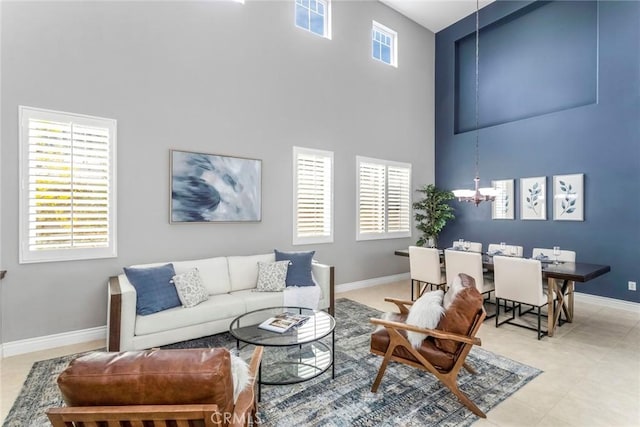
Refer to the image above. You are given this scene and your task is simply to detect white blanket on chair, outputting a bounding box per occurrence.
[283,285,321,309]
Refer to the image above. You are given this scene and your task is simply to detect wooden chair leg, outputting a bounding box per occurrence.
[447,380,487,418]
[371,345,395,393]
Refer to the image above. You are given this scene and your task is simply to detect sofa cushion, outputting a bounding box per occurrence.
[275,250,315,287]
[255,260,290,292]
[135,293,245,336]
[228,253,275,292]
[172,257,231,295]
[171,268,209,308]
[123,264,181,315]
[57,348,235,417]
[434,274,483,354]
[230,289,284,313]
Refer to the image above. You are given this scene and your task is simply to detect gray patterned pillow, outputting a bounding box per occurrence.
[254,261,290,292]
[171,268,209,308]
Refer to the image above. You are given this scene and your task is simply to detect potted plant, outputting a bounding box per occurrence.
[413,184,455,248]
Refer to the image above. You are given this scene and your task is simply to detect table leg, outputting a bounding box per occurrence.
[332,329,335,379]
[258,360,262,402]
[549,278,567,337]
[547,278,556,337]
[566,281,575,323]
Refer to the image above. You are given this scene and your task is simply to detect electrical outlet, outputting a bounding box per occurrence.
[629,281,637,291]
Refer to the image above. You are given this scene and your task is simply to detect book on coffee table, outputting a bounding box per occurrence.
[258,312,310,333]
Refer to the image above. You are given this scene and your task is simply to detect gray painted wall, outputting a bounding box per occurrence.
[435,0,640,302]
[0,1,434,342]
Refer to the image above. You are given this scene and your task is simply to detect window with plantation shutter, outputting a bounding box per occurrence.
[19,106,117,263]
[293,147,333,245]
[387,166,411,232]
[357,161,386,236]
[356,156,411,241]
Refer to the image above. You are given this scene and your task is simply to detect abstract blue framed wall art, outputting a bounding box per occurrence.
[170,150,262,223]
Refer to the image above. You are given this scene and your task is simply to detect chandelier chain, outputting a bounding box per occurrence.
[475,0,480,178]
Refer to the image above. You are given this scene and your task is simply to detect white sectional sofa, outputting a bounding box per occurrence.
[107,253,335,351]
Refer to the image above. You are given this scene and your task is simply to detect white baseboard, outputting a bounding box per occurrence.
[1,326,106,358]
[336,272,410,293]
[574,292,640,313]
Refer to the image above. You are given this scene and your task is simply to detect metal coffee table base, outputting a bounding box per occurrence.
[229,307,336,402]
[238,330,335,401]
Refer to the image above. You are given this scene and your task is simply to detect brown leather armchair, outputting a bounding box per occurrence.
[47,346,263,427]
[370,273,487,418]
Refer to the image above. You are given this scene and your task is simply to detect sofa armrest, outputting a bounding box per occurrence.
[312,262,335,316]
[107,275,137,351]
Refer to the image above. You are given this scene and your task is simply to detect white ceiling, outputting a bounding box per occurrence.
[380,0,495,33]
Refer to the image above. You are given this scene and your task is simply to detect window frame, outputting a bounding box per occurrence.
[356,156,411,241]
[371,20,398,67]
[18,106,118,264]
[292,146,334,246]
[294,0,332,39]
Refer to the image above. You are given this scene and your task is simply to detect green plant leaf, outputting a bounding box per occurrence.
[413,184,454,246]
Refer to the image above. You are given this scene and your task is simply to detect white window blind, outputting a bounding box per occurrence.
[19,106,117,263]
[293,147,333,245]
[357,161,386,235]
[387,166,411,232]
[357,156,411,241]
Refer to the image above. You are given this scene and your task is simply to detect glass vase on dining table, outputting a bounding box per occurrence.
[553,246,561,264]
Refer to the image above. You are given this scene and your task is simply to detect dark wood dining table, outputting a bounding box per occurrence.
[394,248,611,337]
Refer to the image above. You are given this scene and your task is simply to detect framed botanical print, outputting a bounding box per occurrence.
[553,173,584,221]
[492,179,514,220]
[520,176,546,220]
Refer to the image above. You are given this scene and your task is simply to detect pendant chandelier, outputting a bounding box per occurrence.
[452,0,499,206]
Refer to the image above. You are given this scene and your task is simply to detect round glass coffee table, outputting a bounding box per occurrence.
[229,306,335,401]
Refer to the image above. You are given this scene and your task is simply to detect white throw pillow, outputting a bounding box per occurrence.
[443,275,464,309]
[254,261,290,292]
[170,268,209,308]
[230,354,251,404]
[406,290,445,348]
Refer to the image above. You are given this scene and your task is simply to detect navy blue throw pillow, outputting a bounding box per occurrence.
[123,263,181,315]
[274,250,315,287]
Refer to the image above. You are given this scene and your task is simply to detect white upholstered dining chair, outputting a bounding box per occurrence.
[409,246,446,300]
[445,249,494,298]
[493,256,555,339]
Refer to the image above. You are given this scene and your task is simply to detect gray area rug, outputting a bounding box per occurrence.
[3,298,541,427]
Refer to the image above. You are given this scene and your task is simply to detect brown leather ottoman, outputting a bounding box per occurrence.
[57,347,235,418]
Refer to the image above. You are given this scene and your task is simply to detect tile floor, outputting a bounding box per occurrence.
[1,280,639,426]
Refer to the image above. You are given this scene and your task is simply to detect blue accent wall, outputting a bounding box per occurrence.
[435,0,640,302]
